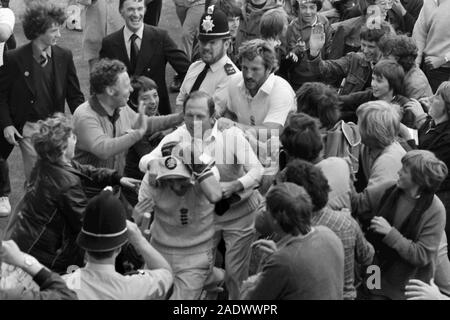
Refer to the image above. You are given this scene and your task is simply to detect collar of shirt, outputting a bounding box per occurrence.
[89,95,120,122]
[364,142,399,167]
[426,118,450,134]
[276,234,296,249]
[434,120,450,132]
[238,72,276,98]
[297,15,319,31]
[276,227,317,248]
[174,123,220,149]
[209,54,229,73]
[204,121,219,144]
[355,52,372,68]
[32,42,52,62]
[123,24,144,44]
[85,262,117,274]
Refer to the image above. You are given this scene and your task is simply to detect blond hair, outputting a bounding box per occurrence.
[356,100,400,149]
[33,113,73,163]
[436,81,450,116]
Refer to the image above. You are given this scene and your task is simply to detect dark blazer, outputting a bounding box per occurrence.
[0,43,84,132]
[100,25,190,115]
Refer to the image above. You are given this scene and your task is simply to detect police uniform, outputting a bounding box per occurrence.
[63,263,172,300]
[63,190,174,300]
[176,55,238,109]
[175,5,240,111]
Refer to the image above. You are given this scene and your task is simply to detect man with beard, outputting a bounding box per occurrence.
[175,5,239,113]
[216,39,296,192]
[218,39,295,139]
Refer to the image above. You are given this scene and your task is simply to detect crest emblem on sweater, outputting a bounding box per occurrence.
[202,16,215,33]
[165,157,177,170]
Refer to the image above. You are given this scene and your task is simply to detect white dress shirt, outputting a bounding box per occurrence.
[123,24,144,60]
[176,54,239,110]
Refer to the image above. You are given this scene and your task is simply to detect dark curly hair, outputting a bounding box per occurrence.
[282,159,330,211]
[296,82,341,129]
[378,34,418,72]
[22,0,66,41]
[292,0,323,15]
[33,113,73,163]
[90,59,127,95]
[360,20,392,43]
[280,113,323,162]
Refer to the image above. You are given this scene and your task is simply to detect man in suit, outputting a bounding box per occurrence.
[100,0,190,115]
[0,1,84,183]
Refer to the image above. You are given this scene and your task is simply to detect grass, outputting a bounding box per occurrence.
[1,0,184,231]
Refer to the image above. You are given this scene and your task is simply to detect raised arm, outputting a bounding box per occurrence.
[0,240,78,300]
[74,111,145,160]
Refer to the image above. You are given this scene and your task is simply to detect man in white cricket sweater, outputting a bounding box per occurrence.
[139,91,264,300]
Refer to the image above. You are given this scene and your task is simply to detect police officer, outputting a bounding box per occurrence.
[63,189,173,300]
[175,5,239,113]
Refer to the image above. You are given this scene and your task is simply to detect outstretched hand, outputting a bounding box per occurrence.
[132,198,154,225]
[120,177,142,190]
[0,240,24,268]
[309,23,326,57]
[135,100,148,136]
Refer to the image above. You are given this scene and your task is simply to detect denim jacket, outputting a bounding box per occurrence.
[308,51,372,95]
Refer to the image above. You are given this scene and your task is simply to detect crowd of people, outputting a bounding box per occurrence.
[1,0,450,300]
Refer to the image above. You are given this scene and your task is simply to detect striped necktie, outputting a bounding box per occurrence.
[40,52,48,67]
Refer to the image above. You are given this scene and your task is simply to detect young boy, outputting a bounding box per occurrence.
[286,0,332,90]
[123,76,175,206]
